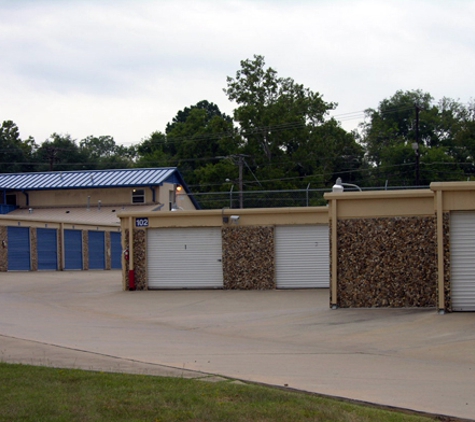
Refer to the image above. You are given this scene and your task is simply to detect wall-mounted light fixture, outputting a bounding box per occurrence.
[171,184,184,211]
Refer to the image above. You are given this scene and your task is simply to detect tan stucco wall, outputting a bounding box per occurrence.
[324,189,435,219]
[431,181,475,211]
[174,191,196,211]
[0,216,116,231]
[10,184,196,211]
[118,206,329,229]
[23,187,155,208]
[157,182,196,211]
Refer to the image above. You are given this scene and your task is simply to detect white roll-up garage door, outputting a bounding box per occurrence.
[147,227,223,289]
[450,212,475,311]
[275,225,329,289]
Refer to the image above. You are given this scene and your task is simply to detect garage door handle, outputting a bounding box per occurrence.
[217,259,222,262]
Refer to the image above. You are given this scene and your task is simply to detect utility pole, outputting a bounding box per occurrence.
[414,104,421,186]
[223,153,249,209]
[238,154,244,209]
[47,146,56,171]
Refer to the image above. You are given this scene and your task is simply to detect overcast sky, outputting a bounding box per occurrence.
[1,0,474,147]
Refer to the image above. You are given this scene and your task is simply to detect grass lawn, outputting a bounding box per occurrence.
[0,362,438,422]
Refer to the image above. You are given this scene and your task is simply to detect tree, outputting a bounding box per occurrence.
[442,99,475,176]
[79,135,135,169]
[165,100,238,163]
[224,55,363,192]
[0,120,36,173]
[293,119,365,187]
[34,133,89,171]
[136,101,240,193]
[360,90,474,186]
[136,131,172,168]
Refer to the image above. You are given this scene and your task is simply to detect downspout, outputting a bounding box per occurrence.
[150,186,156,203]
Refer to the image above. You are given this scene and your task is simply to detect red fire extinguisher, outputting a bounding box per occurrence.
[123,248,135,290]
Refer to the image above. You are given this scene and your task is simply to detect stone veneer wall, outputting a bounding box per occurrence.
[105,232,111,270]
[0,226,7,271]
[336,216,437,308]
[82,230,88,270]
[442,212,451,311]
[58,228,64,271]
[222,226,275,290]
[30,227,38,271]
[124,228,147,290]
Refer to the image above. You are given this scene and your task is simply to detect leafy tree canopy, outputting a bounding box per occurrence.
[35,133,89,172]
[360,89,475,186]
[0,120,36,173]
[224,55,364,193]
[136,100,240,193]
[4,61,475,209]
[79,135,135,169]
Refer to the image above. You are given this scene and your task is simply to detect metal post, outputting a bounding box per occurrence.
[229,184,234,209]
[238,155,244,209]
[415,104,421,186]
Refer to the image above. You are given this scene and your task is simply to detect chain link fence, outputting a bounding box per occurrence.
[190,188,329,209]
[186,185,431,210]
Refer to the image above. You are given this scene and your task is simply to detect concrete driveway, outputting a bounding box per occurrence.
[0,271,474,420]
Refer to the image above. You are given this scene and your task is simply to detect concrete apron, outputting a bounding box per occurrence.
[0,271,474,421]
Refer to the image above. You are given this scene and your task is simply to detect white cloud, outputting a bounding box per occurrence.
[0,0,474,145]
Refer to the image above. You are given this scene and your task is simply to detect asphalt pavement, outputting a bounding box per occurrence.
[0,271,474,420]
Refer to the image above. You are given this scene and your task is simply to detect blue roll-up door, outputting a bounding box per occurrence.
[110,232,122,269]
[88,231,105,270]
[37,228,58,270]
[8,226,30,271]
[64,229,83,270]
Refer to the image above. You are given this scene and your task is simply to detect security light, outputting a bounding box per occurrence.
[332,177,362,192]
[332,178,344,193]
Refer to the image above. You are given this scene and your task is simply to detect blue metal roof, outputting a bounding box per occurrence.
[0,168,179,190]
[0,167,201,209]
